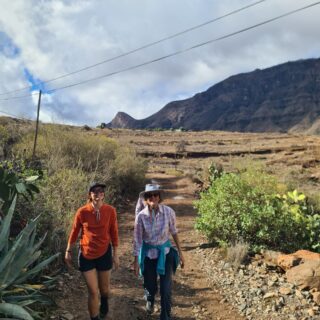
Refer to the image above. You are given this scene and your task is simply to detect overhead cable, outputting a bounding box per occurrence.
[0,0,266,96]
[32,1,320,95]
[0,1,319,100]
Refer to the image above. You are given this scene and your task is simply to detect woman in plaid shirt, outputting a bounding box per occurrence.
[133,184,185,320]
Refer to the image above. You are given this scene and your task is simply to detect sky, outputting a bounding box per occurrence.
[0,0,320,127]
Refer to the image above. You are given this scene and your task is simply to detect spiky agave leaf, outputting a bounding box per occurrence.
[0,302,33,320]
[0,189,59,318]
[0,217,40,289]
[14,253,60,285]
[0,196,16,253]
[3,293,52,306]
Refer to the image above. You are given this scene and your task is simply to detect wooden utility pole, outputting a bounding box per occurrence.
[32,90,42,160]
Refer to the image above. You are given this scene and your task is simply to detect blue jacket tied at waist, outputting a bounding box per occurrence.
[139,240,180,275]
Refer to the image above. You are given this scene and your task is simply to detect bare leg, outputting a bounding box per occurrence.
[82,269,100,318]
[98,270,111,297]
[98,270,111,318]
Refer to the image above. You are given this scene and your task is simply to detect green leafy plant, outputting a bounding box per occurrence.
[195,170,319,253]
[277,190,307,220]
[0,197,59,319]
[208,162,223,184]
[0,166,39,214]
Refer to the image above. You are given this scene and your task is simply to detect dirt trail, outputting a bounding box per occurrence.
[56,173,243,320]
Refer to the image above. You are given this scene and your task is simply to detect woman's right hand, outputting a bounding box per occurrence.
[65,251,72,269]
[133,258,140,277]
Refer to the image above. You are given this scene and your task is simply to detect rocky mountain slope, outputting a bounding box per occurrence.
[107,58,320,134]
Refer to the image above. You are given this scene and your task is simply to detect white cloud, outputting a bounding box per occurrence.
[0,0,320,126]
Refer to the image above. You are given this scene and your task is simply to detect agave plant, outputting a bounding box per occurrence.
[0,196,60,319]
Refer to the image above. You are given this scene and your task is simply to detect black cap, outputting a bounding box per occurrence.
[88,182,106,193]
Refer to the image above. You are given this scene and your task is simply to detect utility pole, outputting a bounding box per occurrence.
[32,90,42,160]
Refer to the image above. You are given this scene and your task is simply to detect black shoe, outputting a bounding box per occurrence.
[146,300,154,314]
[100,296,109,318]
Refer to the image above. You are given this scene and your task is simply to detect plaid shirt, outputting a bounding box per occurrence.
[133,204,177,259]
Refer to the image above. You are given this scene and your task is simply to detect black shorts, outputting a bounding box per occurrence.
[78,245,112,272]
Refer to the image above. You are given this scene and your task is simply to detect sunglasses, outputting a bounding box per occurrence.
[145,192,160,199]
[90,188,104,194]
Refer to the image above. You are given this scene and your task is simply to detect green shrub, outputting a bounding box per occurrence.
[208,162,223,184]
[193,161,224,190]
[0,165,40,214]
[195,169,319,253]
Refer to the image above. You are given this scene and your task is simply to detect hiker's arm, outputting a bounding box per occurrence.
[65,243,75,268]
[133,215,143,277]
[112,245,119,270]
[169,208,185,268]
[110,208,120,270]
[172,233,185,268]
[65,211,81,268]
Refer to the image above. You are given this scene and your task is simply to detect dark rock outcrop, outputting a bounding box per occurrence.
[106,112,137,129]
[108,58,320,134]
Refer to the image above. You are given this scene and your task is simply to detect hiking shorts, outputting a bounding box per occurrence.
[78,245,112,272]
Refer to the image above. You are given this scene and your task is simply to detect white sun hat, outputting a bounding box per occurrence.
[139,184,164,199]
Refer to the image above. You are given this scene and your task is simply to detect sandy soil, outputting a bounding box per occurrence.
[54,173,243,320]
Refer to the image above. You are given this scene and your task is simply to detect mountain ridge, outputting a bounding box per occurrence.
[107,58,320,134]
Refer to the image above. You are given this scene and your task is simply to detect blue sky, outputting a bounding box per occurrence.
[23,68,48,93]
[0,0,320,126]
[0,32,20,58]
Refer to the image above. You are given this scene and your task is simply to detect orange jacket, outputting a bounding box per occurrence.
[68,203,119,259]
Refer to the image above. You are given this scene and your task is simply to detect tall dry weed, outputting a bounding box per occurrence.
[226,240,250,270]
[13,126,118,173]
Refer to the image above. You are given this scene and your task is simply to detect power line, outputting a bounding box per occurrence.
[16,1,320,97]
[0,91,39,101]
[0,1,319,101]
[0,0,266,97]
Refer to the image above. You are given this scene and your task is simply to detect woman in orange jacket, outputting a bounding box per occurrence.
[65,182,119,320]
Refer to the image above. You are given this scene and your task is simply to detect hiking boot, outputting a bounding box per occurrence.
[146,300,154,314]
[100,296,109,318]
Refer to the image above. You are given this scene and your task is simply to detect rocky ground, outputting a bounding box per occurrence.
[195,247,320,320]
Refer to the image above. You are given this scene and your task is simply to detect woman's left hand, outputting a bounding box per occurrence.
[179,252,185,269]
[113,253,120,270]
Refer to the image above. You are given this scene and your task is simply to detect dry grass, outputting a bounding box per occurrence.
[102,128,320,198]
[226,240,250,270]
[1,119,319,199]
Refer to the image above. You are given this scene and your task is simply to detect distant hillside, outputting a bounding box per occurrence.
[107,58,320,134]
[106,112,137,129]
